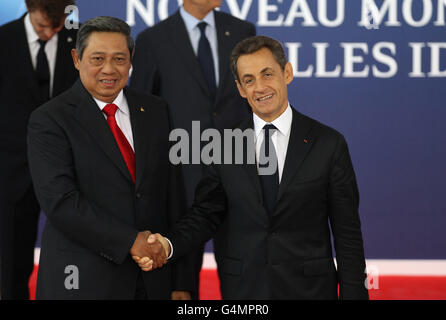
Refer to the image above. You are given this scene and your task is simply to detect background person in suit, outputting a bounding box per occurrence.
[137,36,369,300]
[27,16,193,299]
[0,0,78,299]
[130,0,256,298]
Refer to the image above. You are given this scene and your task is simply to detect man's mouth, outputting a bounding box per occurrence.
[257,94,273,102]
[100,79,117,86]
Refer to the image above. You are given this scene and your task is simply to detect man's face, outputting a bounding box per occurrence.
[72,32,132,103]
[29,9,64,41]
[236,47,293,122]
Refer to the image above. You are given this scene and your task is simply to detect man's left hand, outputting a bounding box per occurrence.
[171,291,191,300]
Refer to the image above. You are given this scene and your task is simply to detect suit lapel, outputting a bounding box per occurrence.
[125,88,151,190]
[15,16,41,105]
[232,109,316,217]
[214,11,232,102]
[237,117,263,203]
[73,80,133,183]
[167,11,212,100]
[276,108,315,205]
[53,28,75,97]
[232,117,270,224]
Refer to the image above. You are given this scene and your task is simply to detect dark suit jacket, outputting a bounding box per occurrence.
[0,15,78,202]
[130,10,256,203]
[27,80,194,299]
[169,107,369,300]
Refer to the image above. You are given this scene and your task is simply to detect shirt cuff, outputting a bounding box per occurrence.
[165,237,173,260]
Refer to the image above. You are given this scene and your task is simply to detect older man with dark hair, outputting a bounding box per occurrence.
[27,16,194,300]
[0,0,77,299]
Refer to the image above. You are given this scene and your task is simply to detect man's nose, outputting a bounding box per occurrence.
[101,59,115,73]
[254,78,267,93]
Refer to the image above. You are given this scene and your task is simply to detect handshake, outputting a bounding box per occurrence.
[129,231,191,300]
[129,231,170,271]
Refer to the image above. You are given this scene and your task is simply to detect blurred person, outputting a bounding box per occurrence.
[0,0,78,299]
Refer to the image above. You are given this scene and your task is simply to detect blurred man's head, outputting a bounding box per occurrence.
[183,0,222,20]
[71,16,134,103]
[231,36,293,123]
[26,0,75,41]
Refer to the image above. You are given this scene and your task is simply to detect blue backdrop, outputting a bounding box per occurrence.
[1,0,445,259]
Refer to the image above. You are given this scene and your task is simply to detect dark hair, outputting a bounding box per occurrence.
[75,16,134,60]
[230,36,287,82]
[25,0,75,28]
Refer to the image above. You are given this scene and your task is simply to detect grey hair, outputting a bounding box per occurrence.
[75,16,134,59]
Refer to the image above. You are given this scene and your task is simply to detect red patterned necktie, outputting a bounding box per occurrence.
[102,103,136,183]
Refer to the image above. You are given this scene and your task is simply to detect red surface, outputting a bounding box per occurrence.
[368,275,446,300]
[199,269,222,300]
[28,265,446,300]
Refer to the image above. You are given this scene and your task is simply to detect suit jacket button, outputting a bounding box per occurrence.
[212,112,217,117]
[136,193,141,199]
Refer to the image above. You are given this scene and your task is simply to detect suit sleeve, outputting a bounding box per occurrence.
[168,163,227,260]
[328,133,369,300]
[164,107,196,294]
[27,109,138,265]
[130,32,160,95]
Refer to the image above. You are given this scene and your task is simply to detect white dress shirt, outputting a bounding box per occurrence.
[93,90,134,151]
[94,92,175,259]
[179,6,220,86]
[169,105,293,258]
[253,104,293,183]
[24,13,58,97]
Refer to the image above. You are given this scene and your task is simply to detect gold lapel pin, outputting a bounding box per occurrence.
[140,107,145,112]
[225,31,230,36]
[67,37,73,43]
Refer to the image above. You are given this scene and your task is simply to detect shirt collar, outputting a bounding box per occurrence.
[24,13,39,45]
[94,90,129,116]
[253,103,293,138]
[180,6,216,33]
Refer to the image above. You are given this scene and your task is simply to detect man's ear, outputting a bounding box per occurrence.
[235,80,247,99]
[284,62,294,85]
[71,49,80,70]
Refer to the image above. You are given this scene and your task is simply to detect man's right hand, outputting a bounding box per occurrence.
[129,231,167,269]
[133,233,171,271]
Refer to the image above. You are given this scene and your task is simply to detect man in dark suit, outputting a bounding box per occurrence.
[0,0,78,299]
[27,16,193,299]
[130,0,256,298]
[137,36,369,300]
